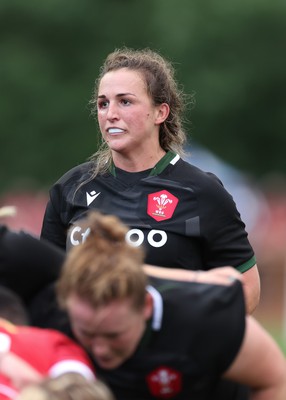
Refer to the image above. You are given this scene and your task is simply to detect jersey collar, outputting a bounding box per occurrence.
[146,285,163,330]
[135,285,163,352]
[109,151,180,177]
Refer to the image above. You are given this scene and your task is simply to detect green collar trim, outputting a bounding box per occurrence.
[110,151,178,177]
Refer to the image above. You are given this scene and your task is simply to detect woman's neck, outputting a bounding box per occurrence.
[112,149,166,172]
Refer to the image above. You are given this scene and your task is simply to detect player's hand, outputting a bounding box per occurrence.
[144,264,242,286]
[195,266,242,285]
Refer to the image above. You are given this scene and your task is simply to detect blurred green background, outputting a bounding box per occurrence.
[1,0,286,192]
[1,0,286,350]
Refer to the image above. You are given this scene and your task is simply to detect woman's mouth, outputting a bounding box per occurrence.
[107,128,124,135]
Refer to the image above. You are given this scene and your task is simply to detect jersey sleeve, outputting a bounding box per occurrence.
[46,330,95,380]
[0,226,65,303]
[40,162,93,250]
[199,173,255,272]
[1,325,95,383]
[41,196,68,250]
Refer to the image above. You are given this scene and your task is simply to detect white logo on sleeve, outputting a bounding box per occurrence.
[86,190,101,206]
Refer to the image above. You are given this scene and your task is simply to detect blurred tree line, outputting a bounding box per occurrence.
[1,0,285,193]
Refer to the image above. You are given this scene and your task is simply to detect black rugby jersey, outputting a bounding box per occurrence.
[17,274,247,399]
[0,228,248,399]
[41,151,255,272]
[88,278,246,399]
[0,225,64,304]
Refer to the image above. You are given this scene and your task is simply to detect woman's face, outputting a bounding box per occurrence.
[97,68,168,157]
[67,294,152,370]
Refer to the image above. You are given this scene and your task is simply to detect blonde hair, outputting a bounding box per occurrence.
[89,47,191,176]
[17,373,115,400]
[57,211,147,310]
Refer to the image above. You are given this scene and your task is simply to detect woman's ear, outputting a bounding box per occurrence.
[155,103,170,125]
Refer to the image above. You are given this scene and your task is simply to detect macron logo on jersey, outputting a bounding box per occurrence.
[86,190,101,206]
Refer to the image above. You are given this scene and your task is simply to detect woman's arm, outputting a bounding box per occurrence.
[143,263,259,314]
[143,264,242,285]
[240,264,260,314]
[223,316,286,400]
[0,352,42,389]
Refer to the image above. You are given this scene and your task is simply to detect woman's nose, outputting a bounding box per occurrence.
[91,339,110,358]
[106,102,119,120]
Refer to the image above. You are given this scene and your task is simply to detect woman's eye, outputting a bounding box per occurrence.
[121,99,131,106]
[98,100,109,109]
